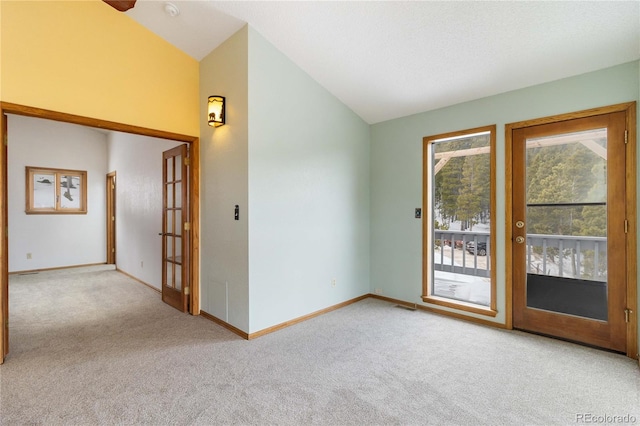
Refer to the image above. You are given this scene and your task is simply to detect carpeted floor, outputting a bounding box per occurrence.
[1,266,639,425]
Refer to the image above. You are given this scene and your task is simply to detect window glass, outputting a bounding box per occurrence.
[423,126,496,315]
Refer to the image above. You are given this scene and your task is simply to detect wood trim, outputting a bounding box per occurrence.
[116,268,161,294]
[504,101,637,359]
[200,310,249,340]
[248,295,370,339]
[369,294,419,310]
[370,294,508,329]
[421,131,429,313]
[10,266,172,284]
[421,295,498,317]
[0,102,196,143]
[102,0,137,12]
[506,102,636,129]
[422,124,498,317]
[488,126,497,312]
[203,294,507,341]
[190,138,200,316]
[625,102,638,359]
[1,113,7,364]
[9,262,107,275]
[504,124,514,330]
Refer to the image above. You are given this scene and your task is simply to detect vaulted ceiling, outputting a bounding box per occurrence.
[125,1,640,124]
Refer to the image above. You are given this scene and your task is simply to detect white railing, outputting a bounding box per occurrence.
[433,230,490,278]
[433,230,607,281]
[526,234,606,281]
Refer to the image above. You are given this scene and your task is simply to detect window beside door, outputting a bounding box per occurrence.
[422,125,497,316]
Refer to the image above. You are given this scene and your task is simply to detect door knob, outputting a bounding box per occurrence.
[516,221,525,228]
[515,236,525,244]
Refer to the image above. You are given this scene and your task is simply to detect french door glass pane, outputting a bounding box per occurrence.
[166,157,173,182]
[175,264,182,291]
[166,211,172,235]
[175,182,182,208]
[175,236,182,263]
[167,184,174,208]
[166,237,173,261]
[175,209,182,236]
[175,156,182,181]
[166,261,173,288]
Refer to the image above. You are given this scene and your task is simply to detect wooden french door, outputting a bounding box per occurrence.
[512,111,628,352]
[106,172,116,264]
[161,145,190,312]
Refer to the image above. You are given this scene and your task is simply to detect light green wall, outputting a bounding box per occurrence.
[200,27,250,331]
[199,26,370,334]
[247,28,371,332]
[370,61,639,338]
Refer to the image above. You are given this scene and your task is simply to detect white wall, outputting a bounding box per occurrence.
[370,61,640,328]
[199,27,250,330]
[247,28,371,332]
[107,133,182,289]
[7,115,107,271]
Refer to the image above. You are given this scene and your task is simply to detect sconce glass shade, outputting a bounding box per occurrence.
[208,96,225,127]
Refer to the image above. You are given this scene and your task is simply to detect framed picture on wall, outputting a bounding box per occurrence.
[25,166,87,214]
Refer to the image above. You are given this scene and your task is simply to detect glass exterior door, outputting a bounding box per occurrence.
[512,112,627,352]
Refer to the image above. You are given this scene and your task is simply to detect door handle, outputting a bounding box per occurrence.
[515,221,525,229]
[515,236,525,244]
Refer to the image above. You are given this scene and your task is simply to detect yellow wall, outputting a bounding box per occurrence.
[0,0,199,136]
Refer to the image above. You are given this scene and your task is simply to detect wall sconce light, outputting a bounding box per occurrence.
[208,96,225,127]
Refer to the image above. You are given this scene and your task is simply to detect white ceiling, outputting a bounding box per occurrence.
[126,1,640,124]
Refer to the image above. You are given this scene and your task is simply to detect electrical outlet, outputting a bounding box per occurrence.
[331,278,336,287]
[26,253,32,260]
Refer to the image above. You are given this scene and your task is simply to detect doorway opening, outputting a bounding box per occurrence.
[0,102,201,364]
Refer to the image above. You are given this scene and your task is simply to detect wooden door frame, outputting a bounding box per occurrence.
[505,102,637,359]
[1,112,8,363]
[106,171,116,265]
[0,102,201,364]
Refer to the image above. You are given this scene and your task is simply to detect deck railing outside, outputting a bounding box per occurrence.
[433,230,490,278]
[433,230,607,281]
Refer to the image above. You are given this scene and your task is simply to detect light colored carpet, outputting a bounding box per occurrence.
[1,266,639,425]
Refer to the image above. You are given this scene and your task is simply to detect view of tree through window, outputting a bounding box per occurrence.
[434,135,491,232]
[525,129,608,281]
[423,126,496,313]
